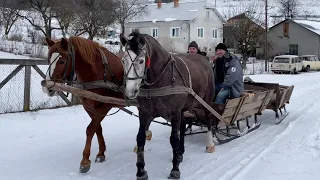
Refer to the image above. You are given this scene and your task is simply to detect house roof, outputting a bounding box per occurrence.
[293,19,320,36]
[269,19,320,36]
[127,1,225,23]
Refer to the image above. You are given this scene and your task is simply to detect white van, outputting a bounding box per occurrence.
[271,55,303,74]
[299,55,320,72]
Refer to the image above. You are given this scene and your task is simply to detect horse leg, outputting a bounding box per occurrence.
[136,112,152,180]
[146,120,152,141]
[177,112,186,163]
[205,111,215,153]
[133,116,153,153]
[95,123,106,163]
[168,112,182,179]
[79,104,110,173]
[79,120,100,173]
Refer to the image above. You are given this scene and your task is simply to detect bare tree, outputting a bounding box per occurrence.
[53,0,76,38]
[16,0,62,38]
[0,0,20,37]
[70,0,117,40]
[115,0,149,35]
[277,0,300,19]
[222,2,266,68]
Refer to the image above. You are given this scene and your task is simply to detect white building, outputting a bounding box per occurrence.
[124,0,225,55]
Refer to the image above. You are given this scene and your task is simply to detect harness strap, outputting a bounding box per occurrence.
[98,48,118,85]
[188,88,229,125]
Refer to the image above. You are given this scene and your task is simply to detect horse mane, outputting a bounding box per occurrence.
[128,31,168,56]
[68,36,102,71]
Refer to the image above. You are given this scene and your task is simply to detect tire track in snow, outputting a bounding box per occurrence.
[183,76,320,180]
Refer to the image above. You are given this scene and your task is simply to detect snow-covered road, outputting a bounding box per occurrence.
[1,72,320,180]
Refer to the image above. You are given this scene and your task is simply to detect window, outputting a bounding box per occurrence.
[151,28,158,38]
[130,28,139,33]
[283,22,289,37]
[197,28,204,38]
[289,44,298,55]
[213,29,218,38]
[274,57,290,63]
[170,27,180,38]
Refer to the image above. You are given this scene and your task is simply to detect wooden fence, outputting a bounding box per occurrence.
[0,58,79,113]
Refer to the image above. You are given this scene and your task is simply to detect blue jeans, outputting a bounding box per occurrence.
[215,84,230,104]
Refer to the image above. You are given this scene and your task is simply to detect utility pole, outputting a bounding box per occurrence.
[264,0,268,72]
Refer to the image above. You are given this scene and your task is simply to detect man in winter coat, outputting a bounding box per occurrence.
[187,41,207,57]
[212,43,244,104]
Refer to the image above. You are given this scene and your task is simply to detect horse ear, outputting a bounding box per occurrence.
[138,36,146,46]
[46,36,55,47]
[120,33,127,46]
[60,38,68,50]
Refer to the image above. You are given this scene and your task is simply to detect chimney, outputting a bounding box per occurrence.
[157,0,162,8]
[174,0,179,8]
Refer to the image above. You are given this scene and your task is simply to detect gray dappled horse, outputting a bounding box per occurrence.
[120,32,215,180]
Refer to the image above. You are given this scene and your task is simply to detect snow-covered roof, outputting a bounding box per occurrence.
[293,20,320,36]
[128,1,223,23]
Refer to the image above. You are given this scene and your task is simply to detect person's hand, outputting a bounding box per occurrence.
[211,55,218,62]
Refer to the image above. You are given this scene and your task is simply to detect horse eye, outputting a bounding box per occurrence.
[59,61,65,64]
[139,60,144,64]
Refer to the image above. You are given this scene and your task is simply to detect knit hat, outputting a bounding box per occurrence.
[188,41,198,49]
[215,43,228,51]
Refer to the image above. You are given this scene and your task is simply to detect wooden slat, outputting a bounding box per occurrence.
[32,65,72,105]
[225,91,267,109]
[32,65,46,78]
[0,65,24,90]
[0,59,47,65]
[23,66,31,111]
[223,98,266,118]
[224,107,260,123]
[230,96,245,124]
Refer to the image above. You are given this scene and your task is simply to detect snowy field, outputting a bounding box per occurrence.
[1,70,320,180]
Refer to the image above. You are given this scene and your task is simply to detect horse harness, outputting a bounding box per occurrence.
[122,41,227,124]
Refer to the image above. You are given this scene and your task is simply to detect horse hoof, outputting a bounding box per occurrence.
[79,164,90,173]
[146,130,152,141]
[137,170,148,180]
[168,170,181,179]
[206,146,215,153]
[133,145,138,153]
[95,155,105,163]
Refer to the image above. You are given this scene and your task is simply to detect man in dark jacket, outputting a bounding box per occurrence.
[212,43,244,104]
[187,41,207,56]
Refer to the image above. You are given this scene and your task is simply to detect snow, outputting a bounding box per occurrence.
[128,1,210,22]
[164,17,177,22]
[0,51,33,59]
[293,19,320,36]
[2,68,320,179]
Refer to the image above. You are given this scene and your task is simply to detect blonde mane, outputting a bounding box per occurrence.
[69,36,103,72]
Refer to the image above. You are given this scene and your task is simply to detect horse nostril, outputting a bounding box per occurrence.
[134,90,138,94]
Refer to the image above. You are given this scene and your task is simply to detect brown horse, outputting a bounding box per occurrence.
[42,36,152,173]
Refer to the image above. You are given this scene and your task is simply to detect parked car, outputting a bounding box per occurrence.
[298,55,320,72]
[270,55,303,74]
